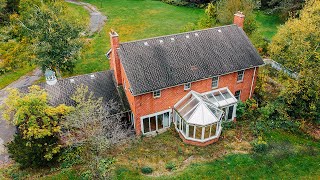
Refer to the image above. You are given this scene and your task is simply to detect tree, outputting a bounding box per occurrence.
[17,0,85,75]
[268,0,305,20]
[1,85,73,167]
[62,85,132,178]
[269,0,320,123]
[216,0,258,34]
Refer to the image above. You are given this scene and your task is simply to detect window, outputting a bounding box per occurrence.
[153,90,161,98]
[142,111,171,134]
[184,83,191,90]
[237,70,244,82]
[235,90,241,100]
[212,76,219,89]
[123,79,126,90]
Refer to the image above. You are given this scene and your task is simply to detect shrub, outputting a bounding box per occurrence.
[165,162,176,171]
[58,145,84,169]
[7,134,60,168]
[141,166,153,174]
[252,137,268,153]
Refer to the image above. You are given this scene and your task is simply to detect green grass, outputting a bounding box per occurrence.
[0,65,35,89]
[115,130,320,179]
[68,0,204,76]
[254,10,283,40]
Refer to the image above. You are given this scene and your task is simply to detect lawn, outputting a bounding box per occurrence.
[115,130,320,179]
[69,0,204,76]
[254,10,283,41]
[0,65,35,89]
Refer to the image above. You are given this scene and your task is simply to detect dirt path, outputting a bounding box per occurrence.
[0,1,107,165]
[66,0,107,35]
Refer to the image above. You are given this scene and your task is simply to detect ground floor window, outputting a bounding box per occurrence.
[141,110,171,134]
[221,104,236,121]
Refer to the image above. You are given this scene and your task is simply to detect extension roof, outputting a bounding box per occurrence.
[20,70,129,114]
[118,25,264,95]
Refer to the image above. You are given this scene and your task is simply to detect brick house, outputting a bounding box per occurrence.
[106,12,264,146]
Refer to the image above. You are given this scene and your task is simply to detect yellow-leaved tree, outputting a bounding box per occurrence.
[1,85,73,167]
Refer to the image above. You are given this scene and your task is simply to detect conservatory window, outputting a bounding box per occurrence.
[195,127,202,139]
[188,125,195,138]
[237,70,244,82]
[212,76,219,89]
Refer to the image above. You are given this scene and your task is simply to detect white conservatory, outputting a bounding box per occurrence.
[173,88,238,145]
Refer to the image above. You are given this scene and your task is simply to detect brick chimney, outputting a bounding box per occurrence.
[109,29,122,86]
[234,11,245,28]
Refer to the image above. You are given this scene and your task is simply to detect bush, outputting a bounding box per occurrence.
[252,137,268,153]
[141,166,153,174]
[7,134,60,168]
[165,162,176,171]
[58,146,84,169]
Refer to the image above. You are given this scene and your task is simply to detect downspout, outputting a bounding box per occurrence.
[249,67,257,98]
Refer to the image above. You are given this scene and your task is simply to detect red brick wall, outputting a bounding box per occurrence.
[121,67,259,135]
[110,32,122,86]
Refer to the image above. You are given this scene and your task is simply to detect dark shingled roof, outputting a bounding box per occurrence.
[20,70,127,114]
[118,25,264,95]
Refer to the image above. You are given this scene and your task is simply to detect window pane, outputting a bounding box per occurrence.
[211,123,217,137]
[228,106,234,120]
[176,114,181,130]
[222,108,227,121]
[195,126,202,139]
[150,116,156,131]
[163,112,170,127]
[179,98,199,117]
[204,126,211,139]
[188,125,195,138]
[157,114,163,130]
[143,118,150,133]
[182,120,187,135]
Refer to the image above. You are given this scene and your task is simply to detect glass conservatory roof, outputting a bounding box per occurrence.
[201,88,238,107]
[174,91,224,126]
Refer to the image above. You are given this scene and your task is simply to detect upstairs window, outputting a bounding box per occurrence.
[235,90,241,100]
[237,70,244,82]
[153,90,161,98]
[184,83,191,90]
[212,76,219,89]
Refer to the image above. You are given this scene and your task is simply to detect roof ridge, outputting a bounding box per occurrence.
[119,24,237,45]
[61,70,114,81]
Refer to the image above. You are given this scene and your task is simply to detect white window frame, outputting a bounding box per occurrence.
[123,79,126,90]
[141,109,172,135]
[153,90,161,98]
[212,76,219,89]
[184,83,191,90]
[237,70,245,82]
[235,90,241,101]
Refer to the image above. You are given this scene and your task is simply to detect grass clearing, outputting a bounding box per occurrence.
[68,0,204,76]
[254,10,283,40]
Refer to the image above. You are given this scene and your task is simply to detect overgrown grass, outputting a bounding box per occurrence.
[254,10,283,40]
[68,0,204,76]
[115,130,320,179]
